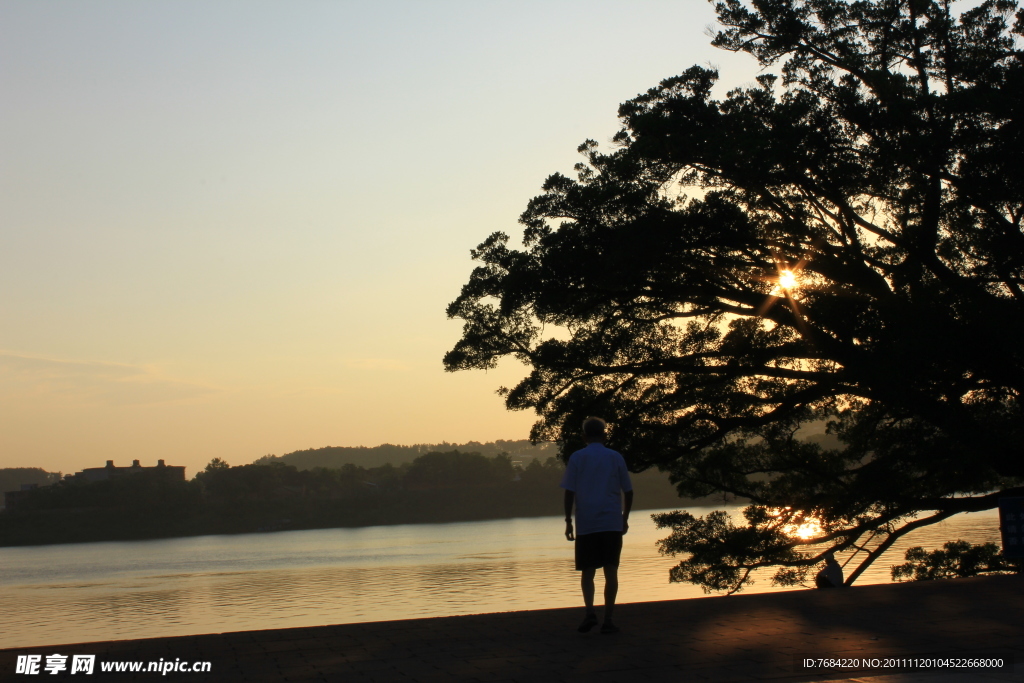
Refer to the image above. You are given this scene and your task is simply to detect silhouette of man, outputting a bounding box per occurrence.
[815,552,845,588]
[561,417,633,634]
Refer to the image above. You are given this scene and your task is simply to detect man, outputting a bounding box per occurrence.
[815,552,845,588]
[561,417,633,634]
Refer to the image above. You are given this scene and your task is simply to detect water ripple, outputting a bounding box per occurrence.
[0,508,1001,648]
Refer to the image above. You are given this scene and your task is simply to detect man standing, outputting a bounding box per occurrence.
[561,417,633,634]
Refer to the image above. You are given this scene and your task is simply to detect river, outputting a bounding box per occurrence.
[0,506,1002,649]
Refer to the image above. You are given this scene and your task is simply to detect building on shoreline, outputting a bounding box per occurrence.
[74,460,186,483]
[3,461,187,512]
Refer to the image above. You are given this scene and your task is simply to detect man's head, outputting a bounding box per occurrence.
[582,417,607,442]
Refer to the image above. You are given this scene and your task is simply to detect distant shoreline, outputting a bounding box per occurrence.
[0,500,726,549]
[1,449,729,548]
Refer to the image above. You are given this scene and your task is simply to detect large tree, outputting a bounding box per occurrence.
[445,0,1024,593]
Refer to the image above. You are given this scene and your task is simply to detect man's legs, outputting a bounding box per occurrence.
[581,567,597,613]
[602,565,619,621]
[579,565,620,632]
[575,532,623,633]
[577,568,599,632]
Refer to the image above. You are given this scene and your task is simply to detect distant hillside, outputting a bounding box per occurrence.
[251,441,734,511]
[253,439,561,470]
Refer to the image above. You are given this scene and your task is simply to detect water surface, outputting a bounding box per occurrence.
[0,507,1001,648]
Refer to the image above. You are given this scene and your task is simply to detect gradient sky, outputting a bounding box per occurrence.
[1,0,759,478]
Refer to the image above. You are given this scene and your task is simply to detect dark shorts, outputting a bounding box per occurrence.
[575,531,623,571]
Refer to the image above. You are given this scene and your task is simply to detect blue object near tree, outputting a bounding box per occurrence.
[998,498,1024,560]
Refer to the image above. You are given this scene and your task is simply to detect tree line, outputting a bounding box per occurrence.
[0,468,61,495]
[0,450,698,547]
[253,438,560,470]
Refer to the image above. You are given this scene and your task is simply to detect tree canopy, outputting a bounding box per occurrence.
[445,0,1024,592]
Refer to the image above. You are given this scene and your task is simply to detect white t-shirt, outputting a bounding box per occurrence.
[560,442,633,535]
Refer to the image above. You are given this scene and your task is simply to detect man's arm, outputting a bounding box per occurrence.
[564,489,575,541]
[622,490,633,535]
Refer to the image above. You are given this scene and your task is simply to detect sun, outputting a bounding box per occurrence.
[778,269,798,291]
[771,507,824,540]
[756,263,809,322]
[791,517,823,540]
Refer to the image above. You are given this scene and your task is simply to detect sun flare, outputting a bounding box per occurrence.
[778,269,798,290]
[772,507,824,540]
[791,518,823,540]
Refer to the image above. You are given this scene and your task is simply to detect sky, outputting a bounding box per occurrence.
[1,0,759,478]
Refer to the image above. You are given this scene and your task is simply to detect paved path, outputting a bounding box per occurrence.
[3,575,1022,682]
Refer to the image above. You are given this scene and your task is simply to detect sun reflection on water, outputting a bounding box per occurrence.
[771,507,825,541]
[790,517,823,540]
